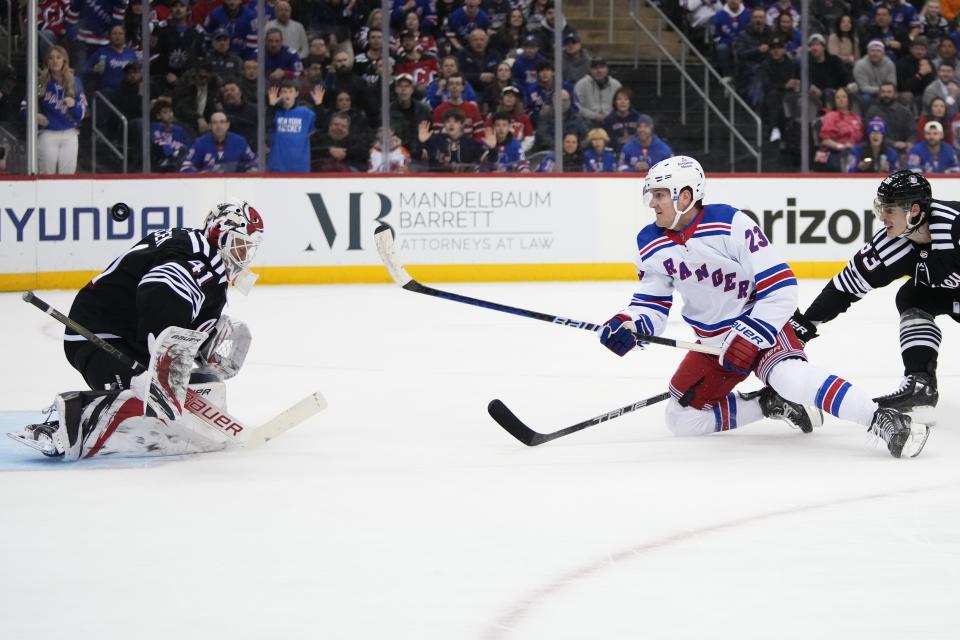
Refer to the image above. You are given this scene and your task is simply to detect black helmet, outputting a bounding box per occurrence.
[874,170,932,236]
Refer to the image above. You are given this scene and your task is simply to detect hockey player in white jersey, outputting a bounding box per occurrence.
[598,156,929,458]
[9,199,265,461]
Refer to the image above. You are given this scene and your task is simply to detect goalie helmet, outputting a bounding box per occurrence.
[642,155,706,229]
[203,199,265,285]
[874,170,932,237]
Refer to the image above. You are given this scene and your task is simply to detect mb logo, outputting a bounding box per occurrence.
[307,192,392,251]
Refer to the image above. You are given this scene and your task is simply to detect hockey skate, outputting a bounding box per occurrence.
[869,408,930,458]
[6,392,89,460]
[740,386,823,433]
[873,373,938,412]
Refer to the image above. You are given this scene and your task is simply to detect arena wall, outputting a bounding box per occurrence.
[0,173,953,290]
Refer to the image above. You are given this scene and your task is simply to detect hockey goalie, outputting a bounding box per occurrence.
[10,199,265,460]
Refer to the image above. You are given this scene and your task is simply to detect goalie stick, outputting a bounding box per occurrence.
[488,392,672,446]
[374,224,720,356]
[21,291,325,447]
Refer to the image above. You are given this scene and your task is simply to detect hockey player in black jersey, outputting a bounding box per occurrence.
[9,199,265,460]
[792,170,953,413]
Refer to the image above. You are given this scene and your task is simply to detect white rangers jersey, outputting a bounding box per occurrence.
[619,203,799,349]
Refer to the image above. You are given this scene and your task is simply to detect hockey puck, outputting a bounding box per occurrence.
[110,202,131,222]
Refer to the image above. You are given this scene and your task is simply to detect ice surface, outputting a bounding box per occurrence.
[1,280,958,639]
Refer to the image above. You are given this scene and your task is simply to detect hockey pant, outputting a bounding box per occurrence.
[665,324,877,436]
[64,338,146,391]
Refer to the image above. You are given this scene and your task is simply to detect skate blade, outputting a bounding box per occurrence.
[6,432,62,457]
[902,424,932,459]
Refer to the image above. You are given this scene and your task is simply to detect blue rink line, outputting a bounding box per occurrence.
[0,411,193,471]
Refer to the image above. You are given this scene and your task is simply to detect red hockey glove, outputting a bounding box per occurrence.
[719,331,760,375]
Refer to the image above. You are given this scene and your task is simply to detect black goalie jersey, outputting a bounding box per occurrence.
[66,228,229,363]
[805,199,960,323]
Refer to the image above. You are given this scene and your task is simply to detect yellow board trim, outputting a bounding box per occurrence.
[0,262,849,292]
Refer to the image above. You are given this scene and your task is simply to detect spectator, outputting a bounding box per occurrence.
[265,1,309,59]
[918,96,954,146]
[313,112,370,171]
[512,35,546,88]
[896,36,935,107]
[389,0,437,34]
[603,87,644,151]
[733,7,771,107]
[354,27,393,88]
[760,36,799,143]
[173,61,221,136]
[535,2,577,59]
[122,1,146,52]
[82,24,139,98]
[481,62,519,114]
[888,0,918,34]
[307,36,332,69]
[942,0,960,24]
[907,120,959,171]
[396,11,438,60]
[205,29,244,84]
[853,39,897,109]
[112,61,145,121]
[354,9,384,54]
[390,73,433,149]
[220,79,258,147]
[526,60,577,125]
[810,0,847,36]
[331,89,371,140]
[150,99,192,172]
[583,128,617,172]
[64,0,128,71]
[191,0,221,29]
[766,0,799,28]
[712,0,750,78]
[860,5,907,60]
[395,30,440,92]
[574,58,622,126]
[484,0,512,31]
[323,50,373,118]
[300,56,328,101]
[922,61,960,116]
[432,73,484,138]
[414,109,485,171]
[807,33,851,112]
[562,33,592,84]
[618,114,672,172]
[772,13,802,55]
[203,0,257,59]
[266,79,322,172]
[535,132,583,172]
[481,111,530,172]
[526,0,551,32]
[458,29,500,91]
[38,0,70,58]
[425,56,479,107]
[31,45,86,174]
[154,0,205,94]
[827,14,859,71]
[238,58,259,104]
[915,1,949,59]
[485,86,534,152]
[533,89,587,150]
[815,87,863,171]
[932,36,959,71]
[369,126,412,172]
[865,81,919,155]
[446,0,489,52]
[848,117,899,172]
[491,8,529,59]
[679,0,719,37]
[263,27,303,82]
[180,111,258,172]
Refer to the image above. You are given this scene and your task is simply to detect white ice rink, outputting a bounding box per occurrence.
[1,279,959,639]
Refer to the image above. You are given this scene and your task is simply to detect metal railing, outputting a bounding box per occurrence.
[91,91,129,173]
[628,0,762,171]
[0,124,25,174]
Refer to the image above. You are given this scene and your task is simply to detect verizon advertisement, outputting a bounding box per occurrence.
[0,175,952,288]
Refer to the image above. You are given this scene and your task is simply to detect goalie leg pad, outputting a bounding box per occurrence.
[132,326,208,420]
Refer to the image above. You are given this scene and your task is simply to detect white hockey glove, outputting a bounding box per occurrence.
[195,315,252,381]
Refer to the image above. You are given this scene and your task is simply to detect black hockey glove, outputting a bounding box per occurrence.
[788,309,819,344]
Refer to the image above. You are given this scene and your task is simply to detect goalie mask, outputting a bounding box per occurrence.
[203,199,264,294]
[873,170,932,238]
[642,156,705,230]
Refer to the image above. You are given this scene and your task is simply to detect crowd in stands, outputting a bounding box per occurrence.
[17,0,676,174]
[687,0,960,172]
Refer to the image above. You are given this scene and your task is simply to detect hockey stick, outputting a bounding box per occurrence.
[374,224,720,356]
[21,291,325,446]
[488,392,672,446]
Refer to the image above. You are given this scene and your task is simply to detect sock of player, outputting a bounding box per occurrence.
[712,392,764,431]
[767,358,876,426]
